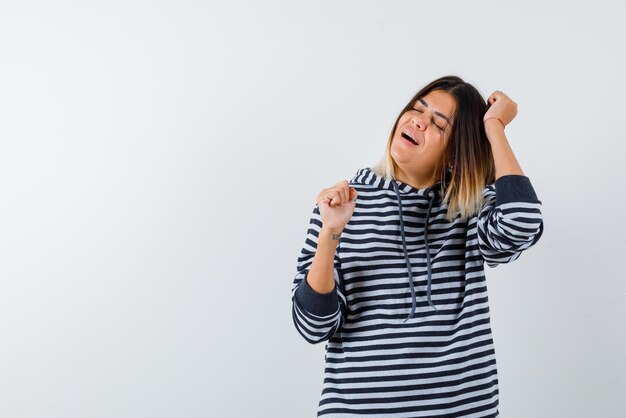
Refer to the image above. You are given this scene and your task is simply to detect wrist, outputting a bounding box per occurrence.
[484,119,506,140]
[484,117,505,131]
[320,226,343,241]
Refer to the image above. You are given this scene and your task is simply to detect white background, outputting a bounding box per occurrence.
[1,1,624,417]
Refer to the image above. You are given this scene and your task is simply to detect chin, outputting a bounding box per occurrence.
[391,141,417,164]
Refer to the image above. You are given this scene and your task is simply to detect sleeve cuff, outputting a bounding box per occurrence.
[494,174,541,206]
[294,270,339,316]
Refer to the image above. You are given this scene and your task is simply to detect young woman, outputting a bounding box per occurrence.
[291,75,544,417]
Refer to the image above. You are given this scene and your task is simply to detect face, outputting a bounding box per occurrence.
[390,89,456,185]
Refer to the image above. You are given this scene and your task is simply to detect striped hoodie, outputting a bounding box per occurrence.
[291,166,544,417]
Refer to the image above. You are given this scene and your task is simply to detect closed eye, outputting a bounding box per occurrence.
[411,108,445,131]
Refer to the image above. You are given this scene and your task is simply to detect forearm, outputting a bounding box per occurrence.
[485,120,525,180]
[306,227,342,294]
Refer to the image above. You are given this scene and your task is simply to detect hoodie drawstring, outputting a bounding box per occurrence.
[391,181,439,322]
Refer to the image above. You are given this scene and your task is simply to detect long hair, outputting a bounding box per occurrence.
[371,75,496,222]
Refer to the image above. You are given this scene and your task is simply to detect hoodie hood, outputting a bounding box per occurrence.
[349,167,452,322]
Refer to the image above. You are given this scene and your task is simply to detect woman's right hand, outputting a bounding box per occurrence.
[317,180,358,233]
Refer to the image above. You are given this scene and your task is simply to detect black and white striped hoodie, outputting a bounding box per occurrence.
[291,166,544,417]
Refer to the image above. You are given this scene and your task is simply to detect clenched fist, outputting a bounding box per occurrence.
[317,180,358,234]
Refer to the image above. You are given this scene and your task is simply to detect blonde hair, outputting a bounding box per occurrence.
[371,75,496,222]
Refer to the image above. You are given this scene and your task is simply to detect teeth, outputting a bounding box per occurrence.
[402,132,418,145]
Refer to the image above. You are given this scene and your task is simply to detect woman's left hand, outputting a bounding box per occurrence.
[484,90,518,128]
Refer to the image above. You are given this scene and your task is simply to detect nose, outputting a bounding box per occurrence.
[412,113,429,131]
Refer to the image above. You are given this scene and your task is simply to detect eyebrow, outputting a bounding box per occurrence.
[416,98,451,125]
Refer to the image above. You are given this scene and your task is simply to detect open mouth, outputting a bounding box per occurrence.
[401,132,419,145]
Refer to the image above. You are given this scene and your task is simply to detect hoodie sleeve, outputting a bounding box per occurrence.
[291,204,347,344]
[477,174,544,268]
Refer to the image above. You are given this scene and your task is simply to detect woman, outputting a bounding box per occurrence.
[290,75,544,417]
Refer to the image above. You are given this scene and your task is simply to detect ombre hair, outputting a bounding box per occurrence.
[371,75,496,222]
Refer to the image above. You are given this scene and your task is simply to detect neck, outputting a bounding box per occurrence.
[395,167,442,189]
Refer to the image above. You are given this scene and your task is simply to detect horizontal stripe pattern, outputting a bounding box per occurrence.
[291,167,544,417]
